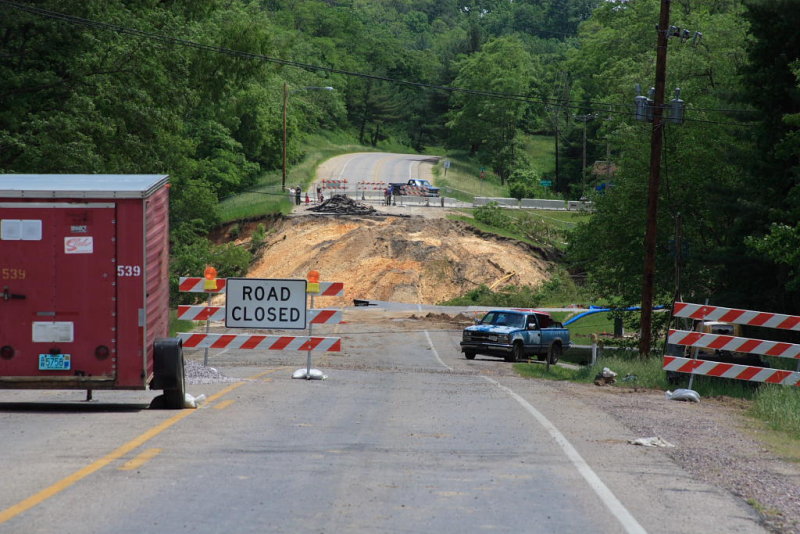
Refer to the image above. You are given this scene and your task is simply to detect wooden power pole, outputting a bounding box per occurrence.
[639,0,671,357]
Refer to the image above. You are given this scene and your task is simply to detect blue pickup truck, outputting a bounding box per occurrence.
[460,309,570,364]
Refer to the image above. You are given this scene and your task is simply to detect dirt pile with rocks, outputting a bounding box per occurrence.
[307,194,377,215]
[245,214,552,306]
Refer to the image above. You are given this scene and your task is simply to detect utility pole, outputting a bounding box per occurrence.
[638,0,671,357]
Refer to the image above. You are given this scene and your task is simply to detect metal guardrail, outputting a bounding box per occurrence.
[475,197,593,211]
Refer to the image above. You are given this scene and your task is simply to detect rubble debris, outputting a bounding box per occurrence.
[665,389,701,403]
[628,436,675,448]
[185,359,239,384]
[403,312,474,325]
[183,393,206,409]
[594,366,618,386]
[307,194,377,215]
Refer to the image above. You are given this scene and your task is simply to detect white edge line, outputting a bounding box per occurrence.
[419,297,453,372]
[422,311,647,534]
[482,376,648,534]
[424,329,452,371]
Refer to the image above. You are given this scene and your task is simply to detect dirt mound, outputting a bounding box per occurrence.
[307,194,377,215]
[248,215,552,305]
[410,312,476,325]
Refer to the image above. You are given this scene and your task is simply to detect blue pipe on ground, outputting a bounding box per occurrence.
[563,305,665,326]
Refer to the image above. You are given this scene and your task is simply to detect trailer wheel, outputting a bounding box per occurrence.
[153,338,186,410]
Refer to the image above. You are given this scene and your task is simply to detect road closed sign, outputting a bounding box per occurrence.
[225,278,307,329]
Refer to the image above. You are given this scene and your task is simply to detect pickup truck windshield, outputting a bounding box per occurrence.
[481,312,525,328]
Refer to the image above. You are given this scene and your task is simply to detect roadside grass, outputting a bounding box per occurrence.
[431,151,508,201]
[449,206,587,228]
[750,385,800,441]
[522,134,556,178]
[515,354,800,444]
[446,208,589,252]
[447,212,537,245]
[550,311,616,345]
[430,135,555,200]
[169,309,194,337]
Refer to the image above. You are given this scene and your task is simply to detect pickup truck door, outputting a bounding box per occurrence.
[525,315,542,349]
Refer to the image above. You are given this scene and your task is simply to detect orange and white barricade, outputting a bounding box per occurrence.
[322,179,348,190]
[178,333,341,352]
[178,305,342,326]
[356,181,386,191]
[664,302,800,386]
[177,274,344,365]
[179,276,226,293]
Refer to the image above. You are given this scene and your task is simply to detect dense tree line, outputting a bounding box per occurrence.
[1,0,798,317]
[0,0,581,229]
[565,0,800,323]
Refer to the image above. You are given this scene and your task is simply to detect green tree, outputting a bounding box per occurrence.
[565,0,755,309]
[737,0,800,310]
[447,36,538,182]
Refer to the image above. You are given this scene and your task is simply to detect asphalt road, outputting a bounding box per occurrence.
[0,309,765,534]
[317,152,440,185]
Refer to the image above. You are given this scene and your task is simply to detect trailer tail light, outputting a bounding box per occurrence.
[0,345,14,359]
[95,345,110,360]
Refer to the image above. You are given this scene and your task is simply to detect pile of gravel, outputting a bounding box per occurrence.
[307,194,376,215]
[185,359,239,384]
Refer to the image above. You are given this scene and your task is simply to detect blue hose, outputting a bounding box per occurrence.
[563,305,665,326]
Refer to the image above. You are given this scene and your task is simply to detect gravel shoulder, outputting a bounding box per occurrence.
[558,381,800,534]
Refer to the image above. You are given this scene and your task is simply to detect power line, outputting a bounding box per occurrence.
[0,0,756,127]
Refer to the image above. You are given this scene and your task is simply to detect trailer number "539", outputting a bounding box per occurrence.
[2,268,26,280]
[117,265,141,277]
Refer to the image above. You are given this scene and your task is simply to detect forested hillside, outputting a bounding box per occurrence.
[1,0,798,317]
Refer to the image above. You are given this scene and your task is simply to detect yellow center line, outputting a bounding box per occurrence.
[0,367,284,524]
[118,448,162,471]
[212,399,235,410]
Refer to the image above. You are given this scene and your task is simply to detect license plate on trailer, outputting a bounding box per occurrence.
[38,354,71,370]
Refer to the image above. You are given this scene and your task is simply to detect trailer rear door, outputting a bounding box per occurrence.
[0,203,117,380]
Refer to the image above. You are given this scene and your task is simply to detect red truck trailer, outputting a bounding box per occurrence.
[0,174,186,408]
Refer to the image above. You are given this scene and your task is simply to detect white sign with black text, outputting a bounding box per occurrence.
[225,278,307,329]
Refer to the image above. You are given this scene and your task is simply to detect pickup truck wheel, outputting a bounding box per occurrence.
[547,342,562,365]
[506,342,523,363]
[464,351,476,360]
